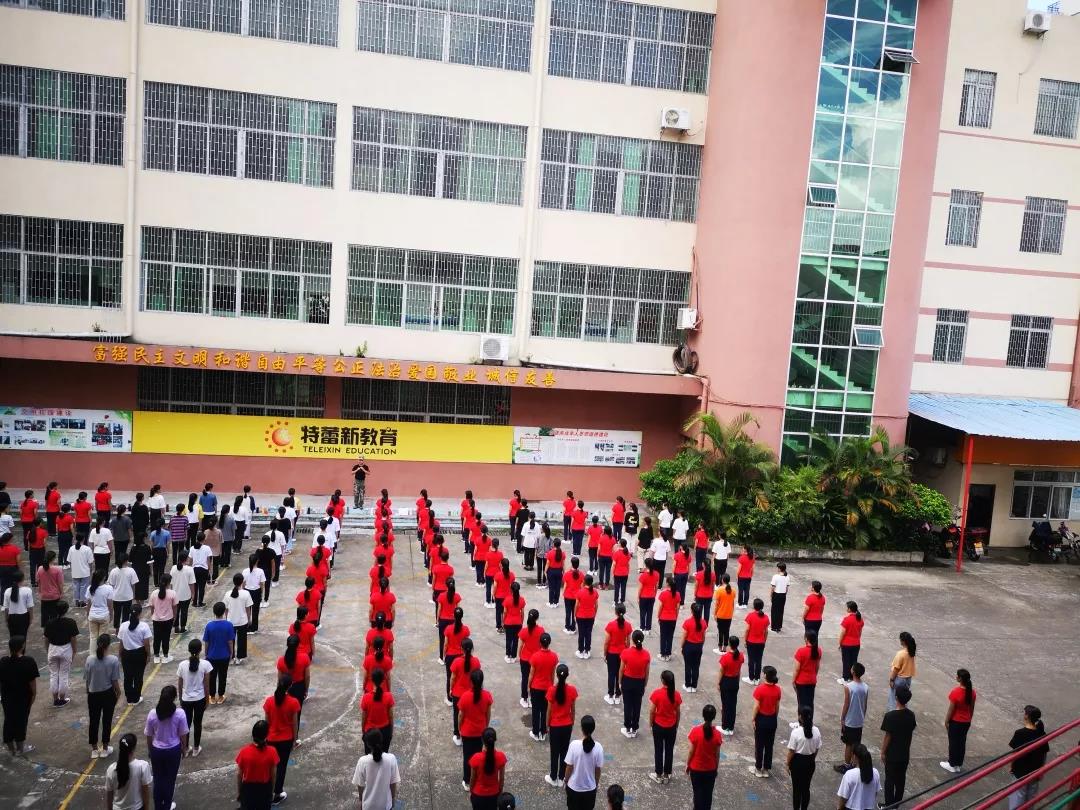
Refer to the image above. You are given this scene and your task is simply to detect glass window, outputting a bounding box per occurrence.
[1005,314,1053,369]
[959,68,995,129]
[931,308,967,363]
[1020,196,1066,254]
[945,189,981,247]
[1034,78,1080,140]
[2,0,125,18]
[138,368,324,416]
[146,0,337,45]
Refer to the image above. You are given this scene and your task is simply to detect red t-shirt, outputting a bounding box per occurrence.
[288,621,317,655]
[276,653,311,685]
[296,588,322,623]
[586,525,603,549]
[502,595,525,627]
[529,648,558,690]
[694,529,709,549]
[443,623,471,657]
[604,619,633,654]
[650,687,683,727]
[546,549,565,570]
[562,498,575,516]
[19,499,38,522]
[804,592,826,621]
[563,570,584,600]
[308,560,330,586]
[793,645,820,685]
[469,750,507,796]
[359,690,395,731]
[745,611,770,644]
[472,535,492,563]
[687,723,722,771]
[94,491,111,512]
[518,625,544,662]
[509,498,521,518]
[571,509,587,531]
[0,545,19,566]
[638,570,660,599]
[658,589,682,621]
[620,646,651,679]
[56,513,75,533]
[331,499,346,520]
[484,549,504,578]
[612,549,632,577]
[737,553,755,579]
[28,527,47,550]
[362,654,394,690]
[598,534,616,557]
[458,689,493,737]
[73,501,93,522]
[436,591,461,621]
[719,651,744,678]
[236,743,279,783]
[450,655,482,698]
[263,694,301,741]
[46,490,62,513]
[753,682,782,716]
[545,683,579,727]
[673,550,691,575]
[682,616,707,644]
[840,613,864,647]
[493,570,515,600]
[949,686,977,723]
[612,502,625,522]
[371,543,395,564]
[370,590,397,619]
[575,587,599,619]
[365,628,393,651]
[431,563,454,592]
[694,570,716,599]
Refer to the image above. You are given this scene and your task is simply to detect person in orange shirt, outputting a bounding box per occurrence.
[712,574,736,654]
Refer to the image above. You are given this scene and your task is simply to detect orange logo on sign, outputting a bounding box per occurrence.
[264,420,292,454]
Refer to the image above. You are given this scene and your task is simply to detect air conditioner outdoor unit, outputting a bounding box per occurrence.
[660,108,692,132]
[479,334,510,363]
[677,307,699,330]
[1024,10,1050,34]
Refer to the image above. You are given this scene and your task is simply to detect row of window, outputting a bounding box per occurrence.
[147,0,338,45]
[930,310,1052,369]
[960,69,1080,141]
[1010,469,1080,521]
[135,367,511,423]
[1,0,123,19]
[945,191,1067,255]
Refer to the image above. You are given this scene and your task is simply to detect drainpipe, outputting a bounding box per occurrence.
[956,433,974,573]
[123,1,142,341]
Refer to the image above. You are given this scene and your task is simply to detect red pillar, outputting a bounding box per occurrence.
[957,434,975,573]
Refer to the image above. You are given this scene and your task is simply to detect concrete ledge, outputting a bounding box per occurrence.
[750,545,924,564]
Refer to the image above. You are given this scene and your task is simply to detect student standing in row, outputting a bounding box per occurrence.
[791,631,821,723]
[118,605,152,705]
[458,669,493,789]
[837,662,869,774]
[649,670,682,785]
[743,598,770,685]
[717,637,743,736]
[149,520,171,587]
[603,605,632,707]
[177,639,212,756]
[56,504,75,568]
[144,685,188,810]
[203,603,235,705]
[90,518,113,574]
[45,602,79,707]
[686,705,722,810]
[786,705,822,810]
[86,632,121,759]
[108,554,140,633]
[711,534,730,580]
[528,634,559,743]
[352,729,400,810]
[635,517,653,574]
[837,745,880,810]
[149,577,177,665]
[110,505,132,561]
[26,518,47,587]
[941,669,976,773]
[769,563,789,632]
[563,715,603,809]
[86,571,113,648]
[712,574,735,654]
[750,666,782,778]
[680,603,706,692]
[880,685,916,806]
[656,576,681,661]
[264,676,301,805]
[887,632,917,711]
[838,602,864,684]
[544,664,577,788]
[0,635,38,757]
[225,574,253,664]
[70,535,95,607]
[735,547,754,609]
[168,507,188,569]
[802,581,825,637]
[169,553,195,636]
[235,721,279,810]
[147,486,166,530]
[0,533,20,602]
[469,728,507,810]
[104,734,152,810]
[637,561,660,635]
[1006,705,1048,810]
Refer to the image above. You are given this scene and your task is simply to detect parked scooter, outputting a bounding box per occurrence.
[1057,522,1079,563]
[939,523,981,561]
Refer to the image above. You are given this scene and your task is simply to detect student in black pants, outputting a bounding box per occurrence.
[749,666,781,778]
[880,684,917,806]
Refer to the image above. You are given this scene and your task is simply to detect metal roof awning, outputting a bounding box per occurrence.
[909,393,1080,442]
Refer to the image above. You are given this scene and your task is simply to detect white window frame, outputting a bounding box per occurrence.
[1005,314,1053,369]
[1020,196,1067,255]
[1010,469,1080,520]
[1034,77,1080,140]
[931,308,968,364]
[959,68,996,129]
[945,189,982,248]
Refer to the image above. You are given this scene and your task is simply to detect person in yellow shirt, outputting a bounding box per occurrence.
[887,632,917,710]
[712,573,736,655]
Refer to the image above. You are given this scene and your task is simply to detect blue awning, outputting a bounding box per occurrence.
[909,393,1080,441]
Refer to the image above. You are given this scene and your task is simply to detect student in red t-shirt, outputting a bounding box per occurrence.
[430,548,454,605]
[359,668,394,753]
[574,575,599,658]
[562,491,575,543]
[44,482,61,535]
[436,580,462,662]
[528,633,558,742]
[365,613,394,658]
[648,669,683,783]
[603,604,633,705]
[459,489,472,532]
[744,598,770,684]
[611,539,632,603]
[562,558,584,634]
[838,601,864,684]
[235,720,280,810]
[693,563,716,619]
[672,544,692,604]
[18,491,38,551]
[501,582,525,663]
[545,540,566,609]
[657,575,683,661]
[288,608,317,660]
[362,638,393,693]
[295,577,323,626]
[943,669,977,772]
[687,704,722,806]
[693,522,710,572]
[570,501,587,557]
[369,578,397,628]
[449,638,481,744]
[517,610,544,708]
[637,560,660,634]
[458,670,493,788]
[750,665,782,777]
[492,559,515,631]
[26,518,47,586]
[94,483,112,524]
[545,663,578,786]
[55,504,75,568]
[802,580,826,636]
[618,630,651,738]
[471,531,491,587]
[443,608,471,699]
[469,727,506,806]
[264,676,302,804]
[585,517,603,574]
[611,496,626,541]
[717,637,744,735]
[597,527,616,589]
[483,539,504,607]
[791,631,822,723]
[680,602,708,691]
[276,636,311,709]
[736,546,756,608]
[73,492,93,542]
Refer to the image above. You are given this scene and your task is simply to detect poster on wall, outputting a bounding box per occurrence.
[512,426,643,467]
[0,406,133,452]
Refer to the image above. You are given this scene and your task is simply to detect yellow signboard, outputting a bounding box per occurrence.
[132,412,512,463]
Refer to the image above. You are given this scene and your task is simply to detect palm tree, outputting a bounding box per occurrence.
[676,412,778,528]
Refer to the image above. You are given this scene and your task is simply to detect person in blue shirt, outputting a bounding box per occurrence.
[201,603,235,705]
[198,485,218,523]
[149,519,171,587]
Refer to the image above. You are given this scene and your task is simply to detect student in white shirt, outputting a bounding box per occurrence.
[671,511,690,544]
[89,519,114,575]
[108,555,141,632]
[521,514,541,571]
[769,562,791,633]
[168,554,196,635]
[2,570,34,639]
[224,573,253,663]
[650,534,671,579]
[657,504,673,533]
[104,733,152,810]
[837,745,881,810]
[353,730,400,810]
[176,638,213,755]
[188,536,212,608]
[241,555,267,634]
[86,571,115,651]
[267,522,285,586]
[786,706,822,810]
[70,535,97,607]
[117,605,152,705]
[711,534,731,580]
[563,715,604,803]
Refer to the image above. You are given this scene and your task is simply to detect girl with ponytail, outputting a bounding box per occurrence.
[357,729,400,810]
[468,727,506,807]
[449,637,481,743]
[637,559,660,635]
[943,668,977,772]
[545,663,578,787]
[617,629,650,738]
[563,714,604,804]
[86,632,121,759]
[105,733,150,810]
[178,637,212,755]
[366,612,395,657]
[118,601,151,705]
[458,670,494,791]
[545,538,565,609]
[2,569,32,640]
[501,581,525,663]
[648,669,682,783]
[296,576,322,627]
[492,558,515,633]
[225,571,253,664]
[657,574,682,661]
[150,573,177,664]
[681,601,707,691]
[359,668,394,755]
[802,580,825,636]
[693,557,715,619]
[838,601,864,684]
[443,607,470,703]
[607,784,625,810]
[288,606,317,661]
[242,553,266,634]
[1007,705,1049,808]
[887,631,917,711]
[687,704,722,809]
[436,577,462,661]
[837,744,880,808]
[145,685,187,810]
[717,636,744,735]
[791,630,821,722]
[236,721,279,810]
[264,675,302,805]
[785,704,821,810]
[276,634,311,712]
[517,609,544,709]
[603,603,632,705]
[712,572,735,655]
[750,665,782,778]
[369,577,396,629]
[362,637,394,694]
[574,574,599,659]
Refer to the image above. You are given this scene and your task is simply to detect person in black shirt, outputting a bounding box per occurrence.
[130,492,150,544]
[0,635,39,756]
[351,457,370,509]
[44,601,79,707]
[880,684,917,805]
[1008,706,1049,809]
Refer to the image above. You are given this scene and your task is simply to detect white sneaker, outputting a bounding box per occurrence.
[504,655,514,663]
[584,651,591,659]
[544,775,558,787]
[90,748,99,759]
[575,650,584,658]
[529,732,542,742]
[614,696,621,705]
[649,773,664,784]
[940,761,957,773]
[604,694,615,705]
[452,735,462,746]
[712,647,722,655]
[519,697,530,709]
[462,781,470,791]
[102,745,114,757]
[556,779,565,787]
[742,676,754,685]
[444,697,453,706]
[192,746,201,757]
[563,628,575,635]
[748,766,762,777]
[153,655,161,664]
[621,727,633,738]
[163,656,173,664]
[436,657,445,665]
[837,678,848,685]
[760,769,771,778]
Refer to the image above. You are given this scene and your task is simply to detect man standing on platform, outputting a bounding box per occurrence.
[351,457,371,509]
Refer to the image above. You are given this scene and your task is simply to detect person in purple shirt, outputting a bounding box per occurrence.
[144,684,189,810]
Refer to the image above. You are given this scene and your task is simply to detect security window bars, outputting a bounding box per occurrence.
[548,0,713,94]
[1020,196,1066,254]
[1034,78,1080,139]
[137,367,325,416]
[0,0,124,19]
[945,189,981,247]
[347,245,516,333]
[539,129,701,222]
[147,0,338,45]
[530,260,689,344]
[1006,314,1052,369]
[0,215,122,307]
[351,107,525,205]
[959,68,995,129]
[342,378,510,424]
[143,82,335,188]
[930,308,967,364]
[357,0,533,72]
[140,226,332,323]
[1,65,125,166]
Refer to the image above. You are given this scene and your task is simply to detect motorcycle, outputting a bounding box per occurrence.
[1028,521,1063,563]
[1058,522,1080,563]
[939,523,981,562]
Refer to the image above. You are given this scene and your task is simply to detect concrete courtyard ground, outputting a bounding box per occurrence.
[1,526,1078,810]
